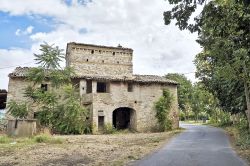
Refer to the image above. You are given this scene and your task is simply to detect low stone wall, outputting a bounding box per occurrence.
[7,119,36,137]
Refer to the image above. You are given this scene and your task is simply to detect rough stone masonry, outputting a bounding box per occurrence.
[7,42,179,132]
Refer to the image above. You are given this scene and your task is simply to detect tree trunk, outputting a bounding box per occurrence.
[243,80,250,130]
[243,62,250,131]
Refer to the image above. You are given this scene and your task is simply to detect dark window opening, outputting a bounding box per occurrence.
[102,60,104,63]
[86,80,92,94]
[128,83,133,92]
[14,119,18,128]
[117,61,119,64]
[113,52,115,55]
[97,82,109,93]
[41,84,48,91]
[34,112,39,119]
[99,50,102,54]
[98,116,104,131]
[86,59,89,62]
[91,50,94,54]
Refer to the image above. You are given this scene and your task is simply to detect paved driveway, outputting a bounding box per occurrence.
[133,123,248,166]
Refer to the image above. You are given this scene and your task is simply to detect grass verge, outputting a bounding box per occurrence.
[223,126,250,164]
[0,134,64,147]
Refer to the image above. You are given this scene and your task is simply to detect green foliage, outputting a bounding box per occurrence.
[103,123,117,134]
[34,134,49,143]
[34,42,64,70]
[26,67,46,85]
[165,74,192,113]
[33,134,64,144]
[51,85,90,134]
[7,100,28,119]
[0,136,11,144]
[155,89,173,131]
[164,0,250,129]
[21,43,90,134]
[179,111,185,121]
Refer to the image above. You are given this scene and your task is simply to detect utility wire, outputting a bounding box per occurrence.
[0,61,34,70]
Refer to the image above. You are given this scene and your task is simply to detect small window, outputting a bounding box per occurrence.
[91,50,94,54]
[117,61,119,64]
[86,59,89,62]
[113,52,115,55]
[41,84,48,91]
[86,80,92,94]
[99,50,102,54]
[128,83,133,92]
[97,82,109,93]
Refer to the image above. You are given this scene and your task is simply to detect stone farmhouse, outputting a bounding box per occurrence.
[7,42,179,132]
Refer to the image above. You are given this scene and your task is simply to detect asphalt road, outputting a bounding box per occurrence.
[133,123,248,166]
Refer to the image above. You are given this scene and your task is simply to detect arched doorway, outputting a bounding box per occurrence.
[112,107,136,130]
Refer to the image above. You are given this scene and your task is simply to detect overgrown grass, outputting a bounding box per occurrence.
[0,134,64,146]
[208,115,250,164]
[0,135,12,144]
[33,134,64,144]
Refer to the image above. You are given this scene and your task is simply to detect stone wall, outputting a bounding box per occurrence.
[66,43,133,77]
[81,80,179,132]
[7,78,51,119]
[7,119,36,137]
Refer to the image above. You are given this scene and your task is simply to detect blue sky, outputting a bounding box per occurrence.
[0,0,201,90]
[0,12,54,49]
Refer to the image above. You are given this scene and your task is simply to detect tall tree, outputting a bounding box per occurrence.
[165,73,193,120]
[164,0,250,129]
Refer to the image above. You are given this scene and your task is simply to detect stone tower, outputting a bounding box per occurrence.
[66,42,133,77]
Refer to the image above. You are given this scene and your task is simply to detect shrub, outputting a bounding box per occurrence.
[155,89,173,131]
[7,100,28,119]
[103,123,117,134]
[179,111,185,121]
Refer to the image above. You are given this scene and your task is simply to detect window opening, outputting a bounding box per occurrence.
[97,82,109,93]
[86,80,92,94]
[128,83,133,92]
[41,84,48,92]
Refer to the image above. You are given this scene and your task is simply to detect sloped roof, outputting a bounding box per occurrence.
[9,67,178,85]
[8,67,31,78]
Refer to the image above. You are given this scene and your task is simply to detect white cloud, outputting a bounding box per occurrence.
[15,25,34,36]
[0,0,202,90]
[0,48,36,89]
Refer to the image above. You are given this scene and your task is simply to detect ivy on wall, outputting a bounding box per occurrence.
[155,89,173,131]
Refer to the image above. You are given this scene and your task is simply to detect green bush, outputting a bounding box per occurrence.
[179,111,185,121]
[155,89,173,131]
[103,123,117,134]
[209,109,232,126]
[7,100,28,119]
